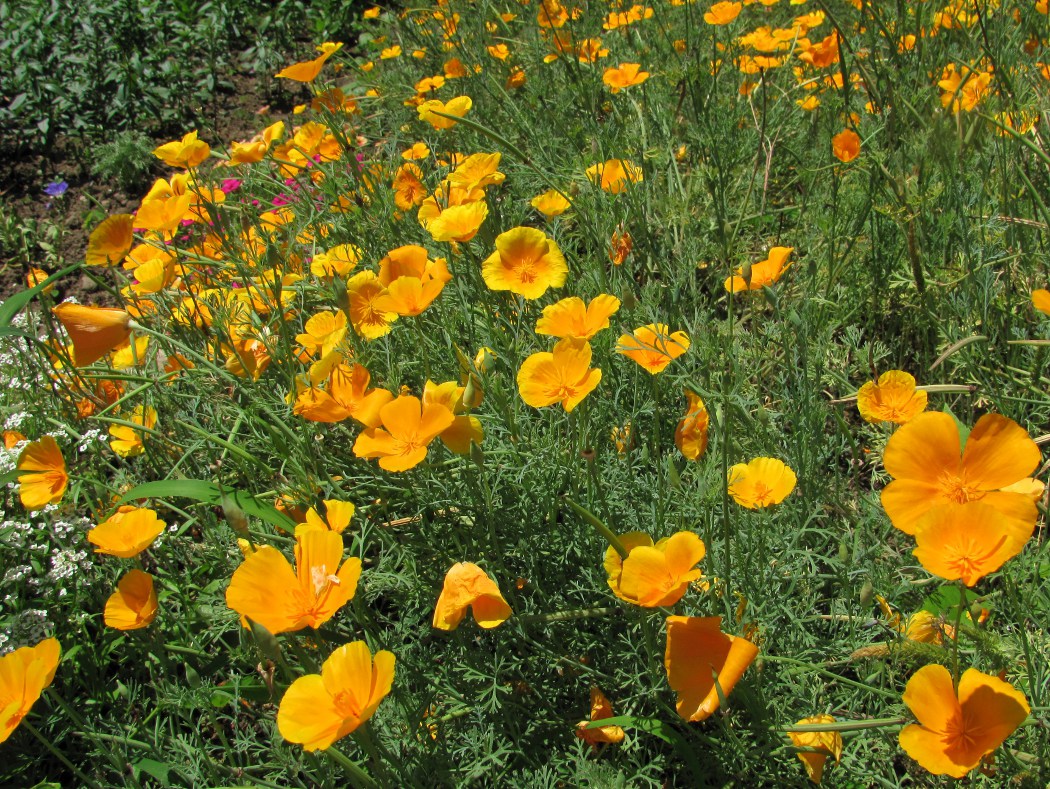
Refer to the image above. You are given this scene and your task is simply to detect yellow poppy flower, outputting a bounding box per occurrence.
[585,158,643,194]
[16,436,67,511]
[153,130,211,169]
[724,247,794,292]
[531,189,572,218]
[517,338,602,412]
[85,214,134,267]
[88,506,165,558]
[575,688,625,747]
[913,502,1030,586]
[788,715,842,784]
[0,637,61,744]
[417,96,473,129]
[432,562,512,630]
[675,390,710,461]
[727,457,797,508]
[52,303,132,367]
[104,570,158,630]
[664,615,758,721]
[482,226,568,299]
[831,129,860,162]
[535,294,620,340]
[353,395,455,472]
[109,405,158,458]
[275,41,343,82]
[616,323,690,374]
[704,1,742,24]
[606,531,706,607]
[856,370,927,424]
[603,63,650,93]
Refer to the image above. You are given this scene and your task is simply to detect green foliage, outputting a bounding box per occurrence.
[89,131,158,193]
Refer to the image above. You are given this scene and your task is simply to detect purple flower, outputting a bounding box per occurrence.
[43,180,68,198]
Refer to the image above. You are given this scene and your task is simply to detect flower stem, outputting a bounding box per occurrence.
[23,720,103,789]
[325,745,379,789]
[563,497,628,558]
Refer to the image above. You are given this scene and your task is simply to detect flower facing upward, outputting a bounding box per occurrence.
[788,715,842,784]
[88,507,164,558]
[899,664,1028,778]
[432,562,512,630]
[604,531,706,607]
[664,616,759,721]
[153,130,211,169]
[881,412,1040,536]
[225,529,361,635]
[831,129,861,162]
[603,63,650,93]
[535,294,621,340]
[104,570,158,630]
[482,227,568,299]
[586,159,643,194]
[417,96,473,129]
[517,338,602,412]
[52,303,132,367]
[728,457,797,508]
[725,247,794,292]
[531,190,572,218]
[675,390,710,461]
[0,637,61,744]
[575,688,625,747]
[616,324,690,374]
[353,395,455,472]
[346,270,398,339]
[277,641,395,751]
[912,502,1030,586]
[17,436,67,511]
[856,370,927,424]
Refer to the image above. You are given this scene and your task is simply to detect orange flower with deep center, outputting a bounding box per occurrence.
[616,324,690,374]
[352,395,455,472]
[16,436,67,511]
[517,338,602,412]
[856,370,927,424]
[664,615,758,721]
[482,227,568,299]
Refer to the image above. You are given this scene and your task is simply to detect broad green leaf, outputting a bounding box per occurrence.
[0,264,79,327]
[132,759,171,787]
[116,479,295,531]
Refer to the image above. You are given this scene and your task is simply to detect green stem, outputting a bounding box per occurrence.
[325,745,379,789]
[563,497,628,558]
[23,720,103,789]
[781,717,909,734]
[763,655,898,699]
[516,607,621,625]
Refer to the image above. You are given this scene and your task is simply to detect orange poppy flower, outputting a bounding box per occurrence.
[788,715,842,784]
[1032,288,1050,316]
[675,390,710,461]
[664,615,759,721]
[277,641,395,751]
[447,152,505,193]
[422,380,484,454]
[85,214,134,267]
[393,163,427,209]
[605,531,706,607]
[704,1,742,24]
[432,562,512,630]
[831,129,861,162]
[225,529,362,635]
[725,247,794,292]
[912,502,1030,586]
[575,688,625,747]
[294,362,394,428]
[417,96,473,129]
[310,244,362,279]
[0,637,61,744]
[296,311,347,359]
[609,229,633,266]
[16,436,67,511]
[535,294,621,340]
[603,63,650,93]
[104,570,158,630]
[153,130,211,169]
[899,664,1029,778]
[728,457,797,508]
[88,506,164,558]
[275,41,344,83]
[297,499,355,536]
[482,226,568,299]
[616,323,690,373]
[109,405,157,458]
[881,412,1040,536]
[531,189,572,218]
[346,271,398,339]
[517,338,602,412]
[856,370,927,424]
[353,395,455,472]
[585,159,643,194]
[52,303,132,367]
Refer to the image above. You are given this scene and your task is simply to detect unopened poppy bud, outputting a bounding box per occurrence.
[470,441,485,469]
[220,488,250,538]
[474,346,497,374]
[249,619,282,662]
[620,287,638,311]
[739,261,753,288]
[859,579,874,607]
[838,542,849,563]
[331,275,350,314]
[462,375,479,408]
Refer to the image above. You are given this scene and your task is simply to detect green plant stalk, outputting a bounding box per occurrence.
[781,717,909,733]
[563,497,628,559]
[325,745,379,789]
[23,720,102,789]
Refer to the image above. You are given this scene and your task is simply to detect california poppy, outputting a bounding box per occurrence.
[417,96,473,129]
[422,380,484,454]
[109,405,157,458]
[297,499,355,535]
[724,247,794,292]
[616,323,690,374]
[85,214,134,267]
[856,370,927,424]
[294,362,393,427]
[153,130,211,169]
[52,303,132,367]
[482,226,568,299]
[664,615,759,721]
[275,41,343,83]
[16,436,67,511]
[1032,288,1050,316]
[605,531,706,607]
[353,395,455,472]
[225,529,361,635]
[535,295,620,340]
[88,506,164,558]
[675,390,710,461]
[0,637,61,744]
[277,641,395,751]
[912,502,1029,586]
[881,412,1040,536]
[831,129,861,162]
[575,688,625,747]
[104,570,158,630]
[788,715,842,784]
[345,271,398,339]
[432,562,512,630]
[295,311,348,358]
[704,1,742,24]
[728,457,797,508]
[603,63,650,93]
[899,664,1029,778]
[517,338,602,412]
[585,159,643,194]
[531,190,571,218]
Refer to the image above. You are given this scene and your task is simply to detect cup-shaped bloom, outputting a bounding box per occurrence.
[353,395,455,472]
[831,129,860,162]
[88,507,165,558]
[277,641,395,751]
[1033,288,1050,316]
[104,570,158,630]
[606,532,706,607]
[856,370,927,424]
[517,338,602,412]
[586,159,643,194]
[422,380,484,455]
[16,436,67,511]
[728,457,797,508]
[52,303,132,367]
[881,412,1040,536]
[482,227,568,299]
[109,405,158,458]
[298,499,355,535]
[704,0,742,24]
[0,637,61,744]
[85,213,134,267]
[531,190,571,218]
[788,715,842,784]
[575,687,625,747]
[346,271,398,340]
[432,562,512,630]
[535,294,620,340]
[675,390,710,461]
[724,247,794,292]
[275,41,343,82]
[616,324,690,373]
[912,502,1028,586]
[603,63,650,93]
[153,130,211,169]
[417,96,473,129]
[664,615,759,721]
[899,664,1029,778]
[225,529,362,635]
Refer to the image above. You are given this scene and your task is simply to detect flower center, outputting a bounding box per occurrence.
[937,472,983,505]
[752,482,773,506]
[332,689,363,719]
